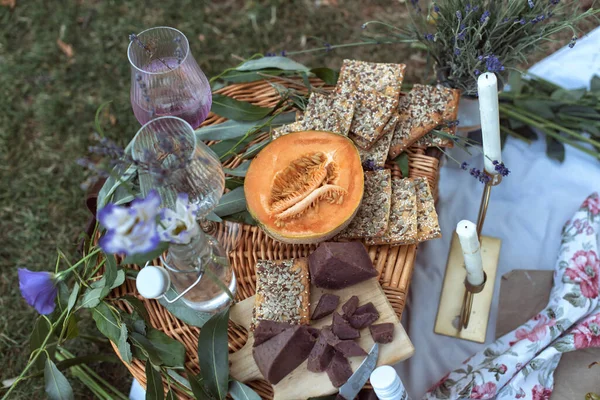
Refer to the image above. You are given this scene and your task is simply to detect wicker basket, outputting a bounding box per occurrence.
[107,78,441,399]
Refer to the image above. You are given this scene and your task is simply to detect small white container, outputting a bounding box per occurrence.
[370,366,409,400]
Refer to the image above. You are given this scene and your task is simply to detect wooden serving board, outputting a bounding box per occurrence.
[229,277,414,400]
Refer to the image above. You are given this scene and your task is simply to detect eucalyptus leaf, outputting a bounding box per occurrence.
[91,302,121,343]
[67,282,79,312]
[188,372,212,400]
[591,75,600,93]
[80,287,105,309]
[236,56,309,72]
[145,328,186,368]
[206,212,224,223]
[211,95,273,122]
[514,100,555,120]
[213,187,247,217]
[310,67,339,85]
[209,136,254,161]
[166,370,192,391]
[44,359,74,400]
[225,177,245,191]
[118,324,132,364]
[219,69,287,83]
[118,295,151,323]
[96,163,138,211]
[145,362,164,400]
[508,71,523,95]
[394,152,410,177]
[223,210,256,226]
[103,253,118,289]
[166,389,177,400]
[242,140,269,159]
[64,315,79,340]
[546,136,566,163]
[513,125,538,141]
[195,113,295,142]
[121,242,169,266]
[31,316,53,371]
[551,88,586,102]
[130,333,161,365]
[229,380,261,400]
[158,286,211,328]
[110,270,126,289]
[198,308,230,400]
[223,161,250,177]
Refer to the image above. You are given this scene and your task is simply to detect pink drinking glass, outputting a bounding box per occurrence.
[128,26,212,127]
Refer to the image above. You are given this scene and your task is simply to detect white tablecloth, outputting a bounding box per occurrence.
[396,27,600,399]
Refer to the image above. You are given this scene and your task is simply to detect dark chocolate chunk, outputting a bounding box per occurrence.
[307,327,321,339]
[311,293,340,320]
[252,325,317,385]
[326,351,353,388]
[342,295,359,317]
[332,312,360,340]
[307,333,335,372]
[253,320,293,347]
[348,302,379,329]
[321,325,341,347]
[369,323,394,344]
[309,242,378,289]
[333,340,368,357]
[358,389,378,400]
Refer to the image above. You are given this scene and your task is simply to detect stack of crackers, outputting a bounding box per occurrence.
[272,59,458,246]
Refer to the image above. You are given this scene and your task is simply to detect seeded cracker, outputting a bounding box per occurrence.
[272,121,304,139]
[366,178,417,246]
[413,85,461,148]
[414,177,441,241]
[357,114,399,168]
[302,92,355,136]
[337,59,407,100]
[337,169,392,239]
[252,258,310,330]
[348,86,398,148]
[388,86,445,158]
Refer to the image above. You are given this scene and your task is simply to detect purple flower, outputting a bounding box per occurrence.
[569,36,577,48]
[456,24,466,41]
[461,162,469,170]
[528,0,535,8]
[456,10,462,20]
[480,10,491,23]
[433,4,440,12]
[98,190,161,255]
[482,54,505,73]
[18,269,58,315]
[550,0,559,5]
[280,50,287,57]
[475,69,481,76]
[424,33,435,41]
[494,161,511,176]
[454,48,461,56]
[410,0,421,12]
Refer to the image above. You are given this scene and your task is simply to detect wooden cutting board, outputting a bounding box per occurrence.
[229,277,414,400]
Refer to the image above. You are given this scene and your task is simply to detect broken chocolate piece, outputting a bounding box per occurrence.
[348,303,380,329]
[307,327,320,339]
[307,333,335,372]
[333,340,368,357]
[326,351,353,388]
[321,325,341,347]
[369,323,395,344]
[342,296,359,317]
[309,242,378,289]
[311,293,340,320]
[252,325,317,385]
[332,312,360,340]
[253,320,293,347]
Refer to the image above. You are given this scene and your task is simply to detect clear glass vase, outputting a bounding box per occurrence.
[128,26,212,128]
[162,222,236,313]
[130,116,225,216]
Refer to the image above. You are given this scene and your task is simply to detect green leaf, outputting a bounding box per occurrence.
[121,242,169,266]
[394,152,410,177]
[223,210,256,226]
[118,295,151,323]
[145,362,164,400]
[166,389,177,400]
[158,286,211,327]
[92,302,121,343]
[64,315,79,340]
[546,136,566,163]
[310,67,339,85]
[188,372,212,400]
[67,282,79,312]
[31,316,53,371]
[236,56,309,72]
[80,287,105,309]
[195,112,295,142]
[591,75,600,93]
[131,328,186,368]
[242,140,270,159]
[229,380,261,400]
[44,359,74,400]
[508,71,523,95]
[103,253,118,289]
[551,88,586,102]
[220,69,287,83]
[223,161,250,177]
[225,177,245,191]
[211,94,273,122]
[514,100,555,120]
[213,187,247,217]
[110,270,125,289]
[118,324,132,364]
[206,212,224,223]
[198,308,230,400]
[97,163,138,211]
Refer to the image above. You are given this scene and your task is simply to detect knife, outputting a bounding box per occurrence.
[337,343,380,400]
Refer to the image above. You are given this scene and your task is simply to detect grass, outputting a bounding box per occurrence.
[0,0,593,398]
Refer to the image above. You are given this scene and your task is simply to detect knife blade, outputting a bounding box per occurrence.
[337,343,379,400]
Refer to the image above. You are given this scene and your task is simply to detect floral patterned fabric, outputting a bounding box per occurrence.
[424,193,600,400]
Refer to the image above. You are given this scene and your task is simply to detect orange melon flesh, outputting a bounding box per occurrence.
[244,130,364,244]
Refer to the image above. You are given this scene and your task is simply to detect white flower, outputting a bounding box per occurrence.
[98,190,161,255]
[158,193,200,244]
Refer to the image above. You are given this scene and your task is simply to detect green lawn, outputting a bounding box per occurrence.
[0,0,592,398]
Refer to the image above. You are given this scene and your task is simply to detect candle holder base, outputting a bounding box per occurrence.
[434,232,501,343]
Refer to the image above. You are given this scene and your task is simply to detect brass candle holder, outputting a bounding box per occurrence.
[434,173,502,343]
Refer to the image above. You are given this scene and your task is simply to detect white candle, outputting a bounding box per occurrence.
[456,220,484,286]
[478,73,502,174]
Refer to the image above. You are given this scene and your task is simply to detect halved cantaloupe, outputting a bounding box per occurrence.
[245,130,364,244]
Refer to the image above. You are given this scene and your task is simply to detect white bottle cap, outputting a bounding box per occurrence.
[136,265,171,299]
[370,366,403,398]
